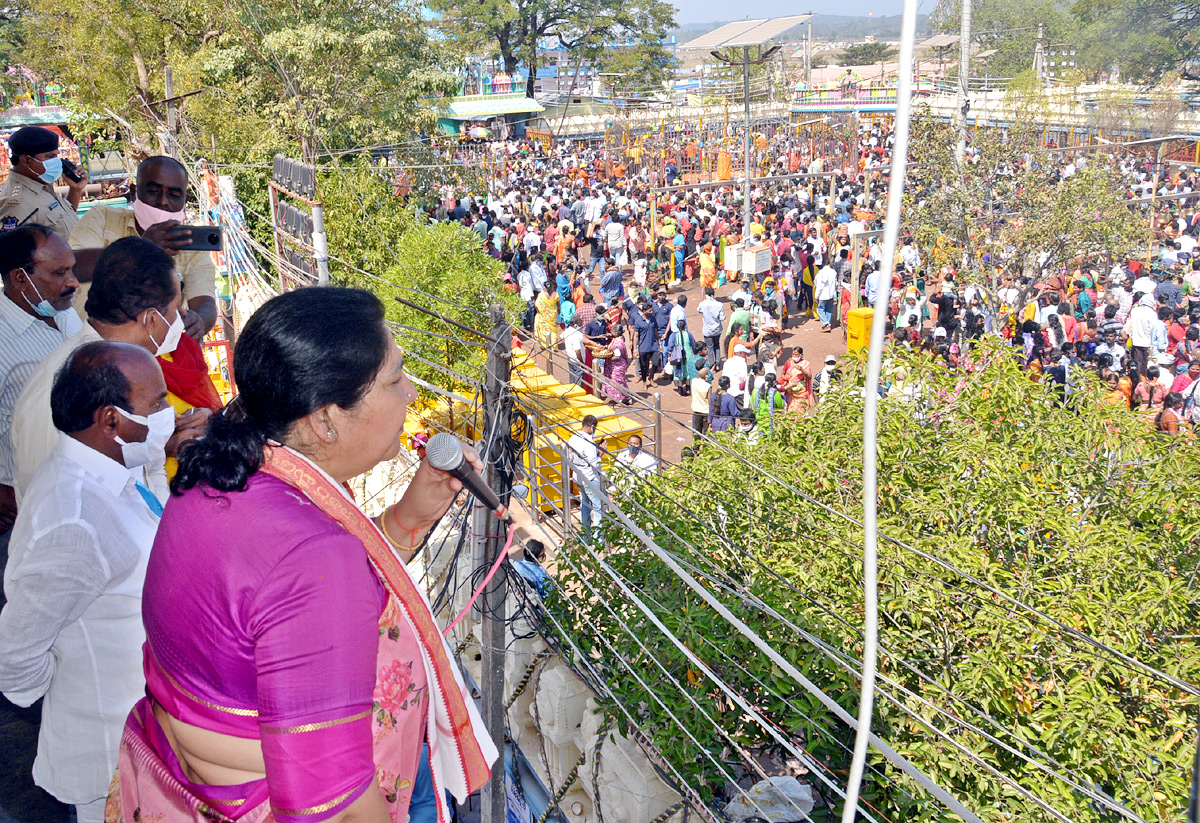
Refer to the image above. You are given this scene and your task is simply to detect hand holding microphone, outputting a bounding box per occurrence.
[424,433,511,523]
[386,434,486,541]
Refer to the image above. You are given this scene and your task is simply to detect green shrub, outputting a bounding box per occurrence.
[548,342,1200,821]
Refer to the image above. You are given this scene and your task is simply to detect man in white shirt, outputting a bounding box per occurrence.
[696,287,726,365]
[899,238,921,272]
[0,340,170,823]
[13,236,209,502]
[814,354,838,402]
[0,224,83,538]
[813,262,838,331]
[561,316,585,385]
[723,344,751,404]
[517,262,534,303]
[604,215,628,266]
[729,282,752,310]
[583,190,604,224]
[1132,271,1157,298]
[896,287,925,331]
[1127,291,1158,379]
[69,156,217,339]
[668,294,688,335]
[613,433,657,488]
[566,414,604,540]
[864,264,886,307]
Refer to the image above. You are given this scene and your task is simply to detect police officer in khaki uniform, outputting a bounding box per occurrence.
[0,126,88,239]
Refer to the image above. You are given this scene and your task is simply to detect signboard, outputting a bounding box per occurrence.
[268,155,328,288]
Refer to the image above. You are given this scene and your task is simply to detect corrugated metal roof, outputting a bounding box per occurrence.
[679,15,812,50]
[441,94,545,120]
[918,34,959,49]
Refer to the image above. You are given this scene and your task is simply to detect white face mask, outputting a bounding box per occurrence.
[132,198,187,232]
[148,307,185,356]
[114,405,175,468]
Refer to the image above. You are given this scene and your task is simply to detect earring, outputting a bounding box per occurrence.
[326,429,336,441]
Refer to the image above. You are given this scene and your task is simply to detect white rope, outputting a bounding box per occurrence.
[846,0,920,817]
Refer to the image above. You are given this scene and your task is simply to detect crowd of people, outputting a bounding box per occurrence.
[427,120,1200,441]
[0,107,1198,823]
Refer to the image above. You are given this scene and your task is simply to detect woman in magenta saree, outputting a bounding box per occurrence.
[107,288,496,823]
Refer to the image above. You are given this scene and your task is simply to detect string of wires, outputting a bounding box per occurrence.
[553,462,1138,822]
[525,338,1200,700]
[517,341,1173,819]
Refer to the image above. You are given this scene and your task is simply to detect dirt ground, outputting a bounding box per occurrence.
[535,267,850,464]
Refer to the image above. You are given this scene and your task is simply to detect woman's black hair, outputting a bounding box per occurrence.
[85,237,177,324]
[172,287,389,494]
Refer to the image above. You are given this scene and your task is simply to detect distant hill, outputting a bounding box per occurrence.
[672,14,931,45]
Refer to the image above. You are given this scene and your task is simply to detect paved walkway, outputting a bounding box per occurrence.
[537,269,848,463]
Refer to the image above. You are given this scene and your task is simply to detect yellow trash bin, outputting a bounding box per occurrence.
[846,307,874,356]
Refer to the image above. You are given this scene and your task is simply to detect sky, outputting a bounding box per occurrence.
[670,0,913,27]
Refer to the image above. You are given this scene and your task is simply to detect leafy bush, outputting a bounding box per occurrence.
[320,158,521,391]
[547,342,1200,821]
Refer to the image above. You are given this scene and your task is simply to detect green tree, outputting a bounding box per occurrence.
[1073,0,1200,83]
[548,343,1200,821]
[594,24,676,98]
[318,159,522,392]
[428,0,676,99]
[19,0,455,159]
[839,41,898,66]
[933,0,1077,82]
[903,110,1149,307]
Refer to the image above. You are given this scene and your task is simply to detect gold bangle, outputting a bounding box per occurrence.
[377,508,428,550]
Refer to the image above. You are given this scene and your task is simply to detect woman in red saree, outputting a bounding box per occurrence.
[109,288,496,823]
[779,347,814,413]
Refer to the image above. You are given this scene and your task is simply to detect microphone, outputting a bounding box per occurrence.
[424,433,511,523]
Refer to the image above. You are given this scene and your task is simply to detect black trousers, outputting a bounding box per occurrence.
[638,350,656,382]
[1130,345,1150,379]
[692,412,709,438]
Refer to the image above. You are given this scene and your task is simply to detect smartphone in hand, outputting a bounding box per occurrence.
[61,158,82,184]
[176,225,223,251]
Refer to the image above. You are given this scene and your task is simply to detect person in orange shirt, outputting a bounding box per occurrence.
[555,226,574,267]
[1101,372,1126,407]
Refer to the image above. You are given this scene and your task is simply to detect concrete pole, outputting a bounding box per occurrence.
[743,46,753,233]
[805,15,813,89]
[954,0,972,164]
[164,66,178,160]
[311,204,330,286]
[476,303,513,823]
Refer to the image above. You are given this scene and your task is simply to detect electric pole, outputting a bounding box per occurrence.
[1032,23,1046,85]
[954,0,972,164]
[476,303,513,823]
[805,13,813,89]
[164,66,178,160]
[743,46,752,230]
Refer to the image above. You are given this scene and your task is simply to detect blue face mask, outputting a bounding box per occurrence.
[36,157,62,185]
[20,271,62,318]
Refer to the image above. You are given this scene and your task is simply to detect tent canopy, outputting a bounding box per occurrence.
[441,93,544,121]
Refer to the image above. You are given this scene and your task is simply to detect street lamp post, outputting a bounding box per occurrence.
[710,44,782,231]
